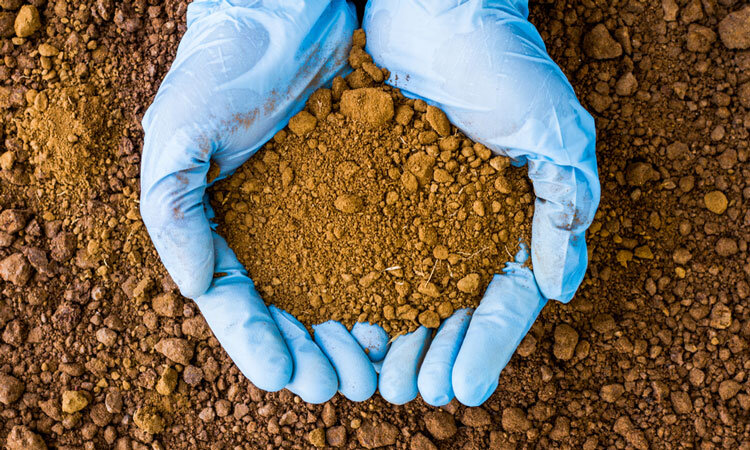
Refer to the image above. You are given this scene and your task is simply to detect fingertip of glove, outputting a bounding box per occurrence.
[351,322,390,362]
[178,272,214,300]
[452,371,496,407]
[379,382,417,406]
[417,372,454,407]
[287,366,338,404]
[341,373,378,402]
[249,352,294,392]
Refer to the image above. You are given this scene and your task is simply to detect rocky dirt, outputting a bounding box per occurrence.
[210,36,532,336]
[0,0,748,449]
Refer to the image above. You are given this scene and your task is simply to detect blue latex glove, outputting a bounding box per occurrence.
[140,0,385,403]
[365,0,601,406]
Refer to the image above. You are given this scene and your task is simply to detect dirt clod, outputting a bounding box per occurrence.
[5,425,46,450]
[553,323,579,360]
[13,4,39,38]
[718,6,750,49]
[154,338,194,365]
[583,24,623,59]
[0,373,24,405]
[423,411,457,440]
[62,390,89,414]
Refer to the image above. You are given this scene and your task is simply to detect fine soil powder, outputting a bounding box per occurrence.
[210,31,533,335]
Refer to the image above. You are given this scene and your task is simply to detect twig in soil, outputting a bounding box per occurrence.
[384,266,402,272]
[426,261,438,283]
[459,246,488,261]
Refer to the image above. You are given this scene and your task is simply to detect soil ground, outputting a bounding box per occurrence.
[0,0,748,449]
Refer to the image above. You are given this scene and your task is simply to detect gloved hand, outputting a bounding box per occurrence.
[364,0,601,406]
[140,0,387,403]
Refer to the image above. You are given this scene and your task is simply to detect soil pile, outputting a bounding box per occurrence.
[210,33,533,335]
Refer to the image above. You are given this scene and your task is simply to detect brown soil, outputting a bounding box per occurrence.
[0,0,748,449]
[210,38,532,336]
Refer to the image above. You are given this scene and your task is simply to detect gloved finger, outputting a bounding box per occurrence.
[140,139,214,299]
[364,0,600,302]
[417,309,472,406]
[378,327,432,405]
[313,321,378,402]
[268,306,338,404]
[351,322,390,362]
[452,248,547,406]
[194,233,292,392]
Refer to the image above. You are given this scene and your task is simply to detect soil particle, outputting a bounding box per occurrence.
[95,327,117,346]
[613,416,648,450]
[334,193,363,213]
[615,72,638,96]
[457,273,481,294]
[356,420,399,448]
[704,190,728,214]
[718,6,750,49]
[600,384,625,403]
[661,0,680,22]
[718,380,742,400]
[583,24,623,59]
[340,88,395,127]
[156,366,178,395]
[2,319,25,346]
[709,303,732,329]
[154,338,194,365]
[326,426,347,447]
[13,4,40,38]
[418,310,440,328]
[0,373,24,405]
[670,391,693,414]
[0,253,32,286]
[181,316,211,340]
[307,88,332,120]
[104,390,123,414]
[50,231,77,261]
[423,410,457,440]
[5,425,47,450]
[625,161,656,186]
[152,292,182,317]
[501,407,531,433]
[51,302,81,333]
[686,24,716,52]
[410,432,437,450]
[133,406,165,434]
[553,323,579,360]
[61,390,89,414]
[307,427,326,448]
[288,110,317,136]
[0,208,28,233]
[715,237,738,256]
[461,407,491,427]
[0,11,14,38]
[425,105,450,136]
[89,403,112,427]
[406,152,435,186]
[321,402,337,427]
[182,365,203,386]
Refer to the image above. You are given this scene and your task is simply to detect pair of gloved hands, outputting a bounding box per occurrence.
[140,0,600,407]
